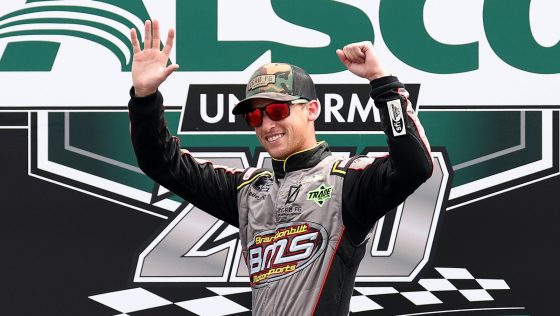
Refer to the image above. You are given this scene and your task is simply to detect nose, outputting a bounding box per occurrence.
[260,111,276,130]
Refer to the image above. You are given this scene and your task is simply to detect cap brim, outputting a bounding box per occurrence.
[232,92,300,115]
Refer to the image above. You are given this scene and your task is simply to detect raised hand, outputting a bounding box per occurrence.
[336,41,388,81]
[130,20,179,97]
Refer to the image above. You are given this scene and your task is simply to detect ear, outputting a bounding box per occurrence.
[305,100,321,121]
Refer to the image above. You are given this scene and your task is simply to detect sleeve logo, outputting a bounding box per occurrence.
[387,100,406,136]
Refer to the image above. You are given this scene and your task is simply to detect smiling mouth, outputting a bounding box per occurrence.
[266,133,285,143]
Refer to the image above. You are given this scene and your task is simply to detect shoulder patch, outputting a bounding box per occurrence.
[251,175,274,192]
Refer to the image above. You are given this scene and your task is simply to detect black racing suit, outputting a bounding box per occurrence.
[128,76,433,315]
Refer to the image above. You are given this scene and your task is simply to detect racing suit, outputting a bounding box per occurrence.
[128,76,433,315]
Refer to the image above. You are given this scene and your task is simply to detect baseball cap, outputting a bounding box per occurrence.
[232,63,317,115]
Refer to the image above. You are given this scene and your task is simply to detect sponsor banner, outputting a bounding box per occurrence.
[180,84,420,134]
[1,0,559,315]
[0,0,559,107]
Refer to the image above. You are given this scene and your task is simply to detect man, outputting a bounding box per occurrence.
[128,20,433,316]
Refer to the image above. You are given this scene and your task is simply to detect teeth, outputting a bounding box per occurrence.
[267,134,283,142]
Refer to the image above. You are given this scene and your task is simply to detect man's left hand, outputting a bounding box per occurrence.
[336,41,389,81]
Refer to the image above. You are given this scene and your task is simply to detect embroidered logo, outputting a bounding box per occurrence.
[247,74,276,90]
[306,184,333,207]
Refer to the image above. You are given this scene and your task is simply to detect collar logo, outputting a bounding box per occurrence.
[306,184,333,207]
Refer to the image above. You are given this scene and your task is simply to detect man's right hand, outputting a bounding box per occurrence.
[130,20,179,97]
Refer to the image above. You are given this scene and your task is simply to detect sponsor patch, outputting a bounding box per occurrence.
[306,184,333,207]
[285,185,301,204]
[252,176,273,192]
[387,99,406,136]
[276,205,303,219]
[247,75,276,90]
[247,223,327,287]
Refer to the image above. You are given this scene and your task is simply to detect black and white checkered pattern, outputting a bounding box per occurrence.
[90,287,253,316]
[349,267,512,314]
[89,267,516,316]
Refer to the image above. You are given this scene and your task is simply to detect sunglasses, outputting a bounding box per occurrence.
[243,99,309,127]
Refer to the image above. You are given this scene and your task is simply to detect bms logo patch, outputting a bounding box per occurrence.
[247,222,327,287]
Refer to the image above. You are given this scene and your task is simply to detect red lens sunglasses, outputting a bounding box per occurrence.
[243,99,309,128]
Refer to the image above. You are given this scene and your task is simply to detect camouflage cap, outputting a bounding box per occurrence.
[232,63,317,115]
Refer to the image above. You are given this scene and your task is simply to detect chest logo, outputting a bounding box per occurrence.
[247,222,327,287]
[306,184,333,207]
[286,184,302,204]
